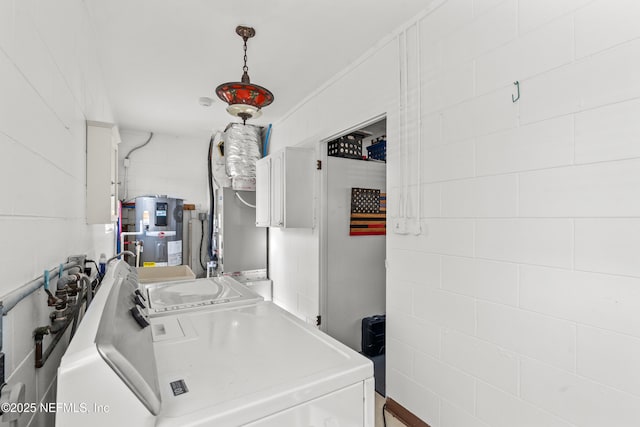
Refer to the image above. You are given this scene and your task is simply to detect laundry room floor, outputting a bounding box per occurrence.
[375,393,406,427]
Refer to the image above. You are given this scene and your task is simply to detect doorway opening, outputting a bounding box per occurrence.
[319,115,387,396]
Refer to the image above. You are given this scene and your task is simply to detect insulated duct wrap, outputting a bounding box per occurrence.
[211,131,231,188]
[224,124,262,190]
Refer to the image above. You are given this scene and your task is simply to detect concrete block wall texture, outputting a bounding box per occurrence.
[0,0,114,425]
[117,129,210,209]
[274,0,640,425]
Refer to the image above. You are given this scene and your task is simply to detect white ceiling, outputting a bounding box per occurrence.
[84,0,435,137]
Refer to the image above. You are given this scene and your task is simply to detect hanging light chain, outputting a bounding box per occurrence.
[243,38,248,73]
[241,36,250,83]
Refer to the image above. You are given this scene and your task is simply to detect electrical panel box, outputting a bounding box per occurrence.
[256,147,314,228]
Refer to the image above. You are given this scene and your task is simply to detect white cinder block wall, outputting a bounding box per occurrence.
[118,129,210,208]
[274,0,640,426]
[0,1,114,426]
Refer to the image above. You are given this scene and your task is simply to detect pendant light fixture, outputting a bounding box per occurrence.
[216,26,274,124]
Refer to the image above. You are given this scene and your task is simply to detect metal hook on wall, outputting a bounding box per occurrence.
[512,81,520,103]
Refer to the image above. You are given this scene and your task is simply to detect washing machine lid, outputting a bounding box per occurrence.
[145,276,263,316]
[151,301,373,426]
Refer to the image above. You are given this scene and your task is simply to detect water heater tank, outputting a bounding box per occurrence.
[135,196,183,267]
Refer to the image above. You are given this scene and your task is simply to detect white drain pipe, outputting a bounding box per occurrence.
[120,220,144,261]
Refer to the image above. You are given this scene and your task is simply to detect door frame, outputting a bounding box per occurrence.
[318,113,387,334]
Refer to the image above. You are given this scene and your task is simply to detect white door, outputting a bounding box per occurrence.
[325,156,386,351]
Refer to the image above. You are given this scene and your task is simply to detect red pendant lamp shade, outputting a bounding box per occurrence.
[215,82,274,111]
[216,26,274,124]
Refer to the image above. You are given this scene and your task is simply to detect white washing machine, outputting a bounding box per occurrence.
[56,261,374,426]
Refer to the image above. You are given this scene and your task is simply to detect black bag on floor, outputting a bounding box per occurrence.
[361,314,385,356]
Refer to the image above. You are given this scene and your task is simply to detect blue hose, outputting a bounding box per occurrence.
[263,124,272,157]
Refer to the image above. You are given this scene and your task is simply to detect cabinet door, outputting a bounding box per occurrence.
[255,157,271,227]
[281,148,314,228]
[109,135,118,220]
[257,147,313,228]
[86,121,119,224]
[270,152,284,227]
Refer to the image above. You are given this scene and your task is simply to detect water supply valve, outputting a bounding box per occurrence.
[45,292,57,307]
[49,304,70,333]
[54,289,68,305]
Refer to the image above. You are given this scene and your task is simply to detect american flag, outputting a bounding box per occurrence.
[349,188,386,236]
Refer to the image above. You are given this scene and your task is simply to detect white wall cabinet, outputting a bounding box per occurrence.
[256,147,314,228]
[86,121,120,224]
